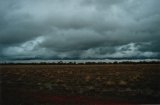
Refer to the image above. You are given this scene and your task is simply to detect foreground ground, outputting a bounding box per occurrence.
[1,64,160,105]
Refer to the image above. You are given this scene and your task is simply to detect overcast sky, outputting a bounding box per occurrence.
[0,0,160,60]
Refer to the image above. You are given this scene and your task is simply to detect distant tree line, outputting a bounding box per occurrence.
[1,61,160,65]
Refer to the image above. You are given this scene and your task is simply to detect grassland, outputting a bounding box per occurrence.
[1,64,160,105]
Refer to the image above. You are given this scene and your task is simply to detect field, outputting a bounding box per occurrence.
[1,64,160,105]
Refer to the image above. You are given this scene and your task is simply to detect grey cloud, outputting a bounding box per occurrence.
[0,0,160,60]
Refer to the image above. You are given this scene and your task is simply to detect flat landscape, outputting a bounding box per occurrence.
[1,64,160,105]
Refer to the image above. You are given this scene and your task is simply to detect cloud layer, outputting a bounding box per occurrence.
[0,0,160,60]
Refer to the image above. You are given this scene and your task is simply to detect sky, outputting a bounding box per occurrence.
[0,0,160,60]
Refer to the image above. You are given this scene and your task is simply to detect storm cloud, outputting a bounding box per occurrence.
[0,0,160,60]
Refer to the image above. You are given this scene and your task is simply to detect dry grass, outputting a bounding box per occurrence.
[1,64,160,104]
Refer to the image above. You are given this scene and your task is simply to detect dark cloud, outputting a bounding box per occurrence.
[0,0,160,60]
